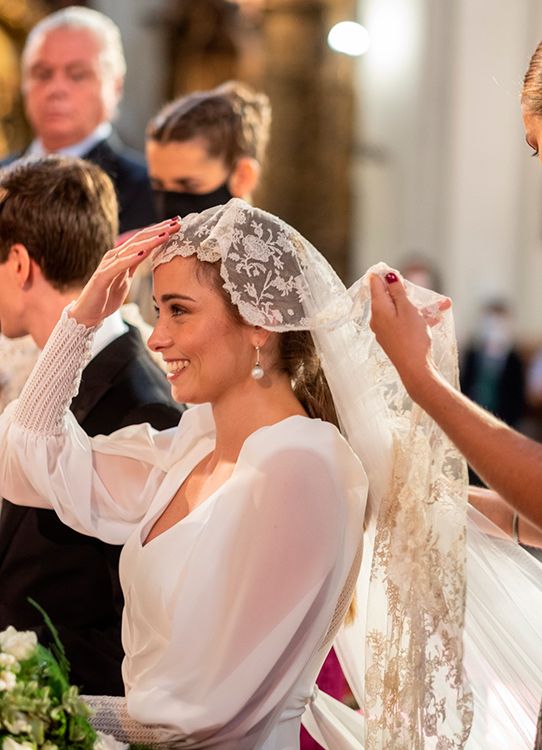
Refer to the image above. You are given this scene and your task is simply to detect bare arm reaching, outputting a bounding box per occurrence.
[369,272,542,530]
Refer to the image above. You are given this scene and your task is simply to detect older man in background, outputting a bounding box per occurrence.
[1,5,155,234]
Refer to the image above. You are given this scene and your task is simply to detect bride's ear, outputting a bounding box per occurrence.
[229,158,260,199]
[250,325,273,350]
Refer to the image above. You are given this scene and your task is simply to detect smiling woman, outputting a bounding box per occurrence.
[0,199,371,749]
[3,196,538,748]
[150,254,262,406]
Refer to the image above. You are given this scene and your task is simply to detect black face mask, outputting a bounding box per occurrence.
[152,182,233,222]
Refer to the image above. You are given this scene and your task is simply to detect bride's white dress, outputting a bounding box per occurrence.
[0,312,367,749]
[2,276,542,748]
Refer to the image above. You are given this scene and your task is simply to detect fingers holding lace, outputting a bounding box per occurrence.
[420,298,452,327]
[369,270,436,393]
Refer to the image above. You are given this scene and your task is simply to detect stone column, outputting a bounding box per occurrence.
[256,0,357,279]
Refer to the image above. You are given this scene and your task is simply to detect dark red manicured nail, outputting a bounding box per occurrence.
[385,272,398,284]
[158,232,166,237]
[137,250,145,256]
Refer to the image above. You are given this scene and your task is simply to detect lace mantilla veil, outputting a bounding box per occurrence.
[152,198,542,750]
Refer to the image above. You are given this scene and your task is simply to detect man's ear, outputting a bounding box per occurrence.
[104,75,124,121]
[8,243,33,289]
[229,157,261,199]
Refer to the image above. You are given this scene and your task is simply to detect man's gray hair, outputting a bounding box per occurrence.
[22,5,126,80]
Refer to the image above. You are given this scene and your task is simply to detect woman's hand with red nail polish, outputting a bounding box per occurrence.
[369,269,446,398]
[69,220,179,328]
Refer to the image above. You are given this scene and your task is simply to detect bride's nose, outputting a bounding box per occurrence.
[148,319,173,352]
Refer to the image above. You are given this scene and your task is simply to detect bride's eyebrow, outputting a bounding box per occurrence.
[156,293,197,304]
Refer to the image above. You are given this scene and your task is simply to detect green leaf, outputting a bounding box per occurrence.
[27,598,71,681]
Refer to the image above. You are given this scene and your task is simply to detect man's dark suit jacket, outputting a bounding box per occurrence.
[0,324,183,695]
[461,346,526,427]
[1,133,156,234]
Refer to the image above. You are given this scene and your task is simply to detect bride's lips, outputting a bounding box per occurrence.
[165,359,190,382]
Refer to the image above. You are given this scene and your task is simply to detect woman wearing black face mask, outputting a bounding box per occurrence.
[127,82,271,323]
[146,81,271,222]
[152,180,234,221]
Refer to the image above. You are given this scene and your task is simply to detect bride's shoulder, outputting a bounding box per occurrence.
[239,417,367,521]
[242,415,363,478]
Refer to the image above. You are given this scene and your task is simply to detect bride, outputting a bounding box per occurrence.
[0,197,540,749]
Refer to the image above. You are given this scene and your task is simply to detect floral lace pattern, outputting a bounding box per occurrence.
[354,278,473,749]
[152,199,352,332]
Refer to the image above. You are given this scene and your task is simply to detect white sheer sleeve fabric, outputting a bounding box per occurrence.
[119,417,367,749]
[0,307,178,544]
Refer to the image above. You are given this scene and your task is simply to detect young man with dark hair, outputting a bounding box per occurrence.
[0,155,182,694]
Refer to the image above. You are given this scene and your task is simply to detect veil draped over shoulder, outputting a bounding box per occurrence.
[153,198,542,749]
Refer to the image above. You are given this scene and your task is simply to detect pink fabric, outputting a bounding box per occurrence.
[300,648,347,749]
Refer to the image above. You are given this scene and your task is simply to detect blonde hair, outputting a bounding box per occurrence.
[522,40,542,115]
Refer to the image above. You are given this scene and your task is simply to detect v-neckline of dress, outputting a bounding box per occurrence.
[139,411,313,549]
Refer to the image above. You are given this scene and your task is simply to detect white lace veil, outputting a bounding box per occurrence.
[152,198,542,749]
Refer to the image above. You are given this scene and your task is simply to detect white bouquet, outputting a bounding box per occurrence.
[0,605,130,750]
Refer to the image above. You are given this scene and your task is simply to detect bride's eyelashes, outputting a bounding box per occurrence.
[170,304,188,318]
[153,303,189,320]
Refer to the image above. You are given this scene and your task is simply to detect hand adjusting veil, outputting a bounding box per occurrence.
[152,198,542,749]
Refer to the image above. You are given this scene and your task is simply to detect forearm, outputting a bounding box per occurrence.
[14,306,96,435]
[408,367,542,528]
[468,486,542,546]
[0,308,97,510]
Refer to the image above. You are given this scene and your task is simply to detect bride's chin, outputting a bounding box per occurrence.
[170,385,204,405]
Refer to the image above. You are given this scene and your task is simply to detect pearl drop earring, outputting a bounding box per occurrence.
[251,345,264,380]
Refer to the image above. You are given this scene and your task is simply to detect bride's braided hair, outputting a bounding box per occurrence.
[522,40,542,114]
[279,330,339,430]
[279,330,358,623]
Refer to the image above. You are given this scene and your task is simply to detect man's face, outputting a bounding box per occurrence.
[23,27,120,151]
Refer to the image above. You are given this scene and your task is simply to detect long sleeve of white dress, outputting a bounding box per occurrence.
[0,307,177,544]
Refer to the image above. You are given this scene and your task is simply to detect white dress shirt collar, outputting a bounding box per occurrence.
[27,122,113,159]
[91,311,128,359]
